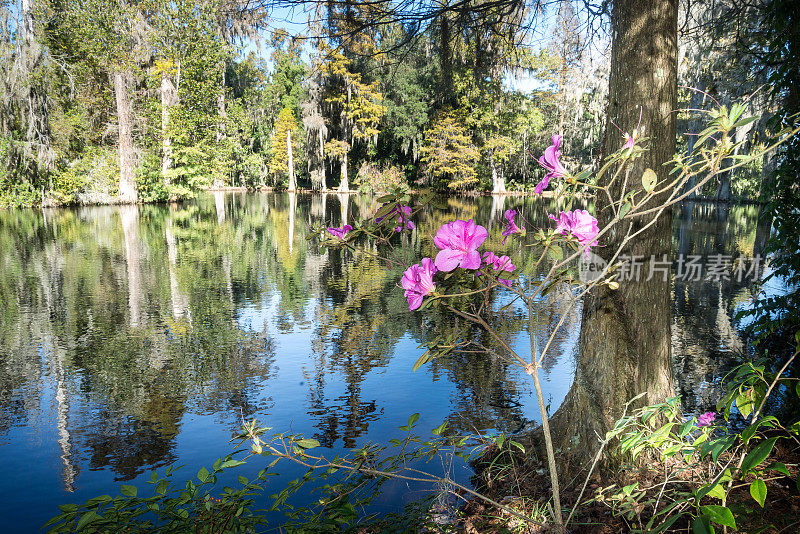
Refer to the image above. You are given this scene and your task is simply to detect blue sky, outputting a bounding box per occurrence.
[245,1,607,94]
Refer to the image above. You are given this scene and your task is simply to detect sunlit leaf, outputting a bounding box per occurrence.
[641,168,657,193]
[749,478,767,507]
[700,504,736,528]
[741,437,777,474]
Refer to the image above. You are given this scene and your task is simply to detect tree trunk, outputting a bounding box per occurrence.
[114,71,137,203]
[160,71,177,185]
[319,129,327,191]
[287,129,296,191]
[550,0,678,463]
[214,55,227,188]
[491,156,506,193]
[338,149,349,192]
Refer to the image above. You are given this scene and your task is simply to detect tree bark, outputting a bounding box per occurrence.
[491,156,506,193]
[114,71,137,203]
[319,129,327,191]
[160,71,177,185]
[551,0,678,463]
[338,147,349,192]
[287,129,296,191]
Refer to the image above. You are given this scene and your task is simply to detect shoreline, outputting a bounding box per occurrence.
[9,187,765,210]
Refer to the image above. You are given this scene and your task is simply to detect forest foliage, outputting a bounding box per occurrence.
[0,0,780,207]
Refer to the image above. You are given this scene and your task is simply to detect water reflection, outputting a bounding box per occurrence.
[0,193,764,530]
[671,202,770,412]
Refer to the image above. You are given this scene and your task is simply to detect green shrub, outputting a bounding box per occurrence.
[47,147,118,206]
[354,162,407,193]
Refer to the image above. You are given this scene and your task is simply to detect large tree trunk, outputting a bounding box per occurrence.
[114,71,137,203]
[319,129,327,191]
[338,148,349,192]
[551,0,678,463]
[160,71,177,185]
[287,129,296,191]
[491,156,506,193]
[214,53,227,188]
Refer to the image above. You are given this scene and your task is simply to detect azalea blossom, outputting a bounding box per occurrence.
[622,133,636,151]
[483,252,516,287]
[501,209,522,244]
[376,204,415,232]
[433,219,488,271]
[549,210,599,257]
[697,411,716,428]
[327,224,353,239]
[536,134,568,195]
[401,257,438,310]
[534,174,550,196]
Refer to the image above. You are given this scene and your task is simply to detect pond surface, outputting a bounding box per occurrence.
[0,193,768,531]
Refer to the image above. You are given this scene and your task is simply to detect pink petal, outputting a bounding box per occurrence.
[434,248,464,272]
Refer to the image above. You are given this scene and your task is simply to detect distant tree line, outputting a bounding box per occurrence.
[0,0,784,207]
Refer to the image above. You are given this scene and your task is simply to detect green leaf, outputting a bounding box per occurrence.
[700,505,736,528]
[509,440,526,453]
[296,439,320,450]
[618,201,632,219]
[641,168,657,193]
[732,116,758,129]
[697,480,726,502]
[693,515,715,534]
[431,422,448,436]
[220,460,247,469]
[412,351,432,372]
[408,413,420,427]
[749,478,767,507]
[650,514,680,533]
[736,390,754,419]
[375,202,397,220]
[197,467,209,483]
[547,244,562,261]
[75,510,100,531]
[711,435,736,463]
[741,437,778,474]
[156,480,169,495]
[770,462,790,476]
[679,419,695,437]
[120,485,137,497]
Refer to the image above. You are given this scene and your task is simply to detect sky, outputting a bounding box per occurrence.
[243,1,609,94]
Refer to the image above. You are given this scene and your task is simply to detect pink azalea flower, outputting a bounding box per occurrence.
[697,412,716,428]
[433,219,489,271]
[534,174,550,196]
[622,133,635,150]
[536,135,568,195]
[549,210,599,258]
[394,205,415,232]
[327,224,353,239]
[483,252,516,287]
[401,257,438,311]
[501,209,522,244]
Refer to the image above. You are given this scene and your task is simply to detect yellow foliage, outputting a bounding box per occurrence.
[420,111,480,189]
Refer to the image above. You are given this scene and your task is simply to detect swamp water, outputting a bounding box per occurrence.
[0,193,768,530]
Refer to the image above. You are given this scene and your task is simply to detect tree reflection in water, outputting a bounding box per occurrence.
[0,193,765,530]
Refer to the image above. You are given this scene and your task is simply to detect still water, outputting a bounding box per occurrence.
[0,192,767,531]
